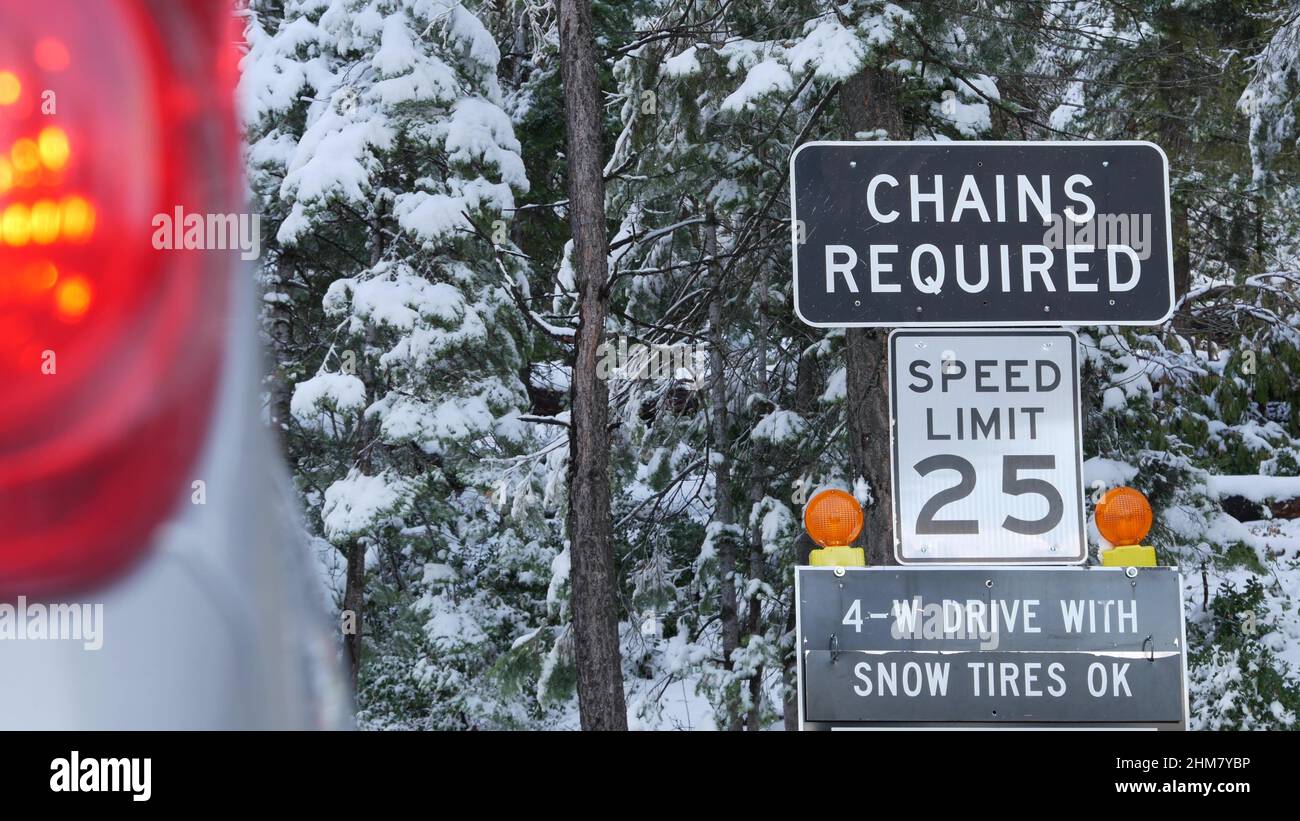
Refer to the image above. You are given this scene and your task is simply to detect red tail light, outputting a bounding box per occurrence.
[0,0,240,593]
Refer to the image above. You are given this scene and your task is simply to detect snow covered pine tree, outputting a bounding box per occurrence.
[242,0,572,729]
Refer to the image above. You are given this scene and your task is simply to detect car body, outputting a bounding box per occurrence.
[0,0,349,729]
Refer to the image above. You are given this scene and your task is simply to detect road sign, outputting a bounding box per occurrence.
[789,141,1174,327]
[795,566,1188,729]
[889,329,1084,563]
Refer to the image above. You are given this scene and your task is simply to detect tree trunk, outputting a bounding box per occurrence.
[1153,17,1192,303]
[840,67,903,565]
[265,256,295,433]
[744,297,769,731]
[341,205,388,694]
[781,600,800,732]
[558,0,627,731]
[342,538,365,690]
[783,344,819,730]
[1172,199,1191,301]
[706,218,742,730]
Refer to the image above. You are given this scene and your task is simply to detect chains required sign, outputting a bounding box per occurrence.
[788,141,1174,327]
[889,328,1085,564]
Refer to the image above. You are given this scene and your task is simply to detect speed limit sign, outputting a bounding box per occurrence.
[888,329,1085,563]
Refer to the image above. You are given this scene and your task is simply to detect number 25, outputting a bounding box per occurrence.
[914,455,1063,536]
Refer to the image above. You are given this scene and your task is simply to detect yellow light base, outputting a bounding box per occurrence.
[1100,544,1157,567]
[810,546,866,567]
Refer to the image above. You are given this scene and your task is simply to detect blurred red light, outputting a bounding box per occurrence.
[34,38,71,73]
[0,0,239,594]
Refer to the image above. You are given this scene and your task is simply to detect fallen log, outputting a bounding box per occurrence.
[1208,476,1300,520]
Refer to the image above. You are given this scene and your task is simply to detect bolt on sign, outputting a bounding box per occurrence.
[795,567,1188,729]
[789,141,1174,327]
[889,328,1084,564]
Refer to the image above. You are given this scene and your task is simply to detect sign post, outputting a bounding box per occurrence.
[795,566,1188,729]
[788,139,1184,729]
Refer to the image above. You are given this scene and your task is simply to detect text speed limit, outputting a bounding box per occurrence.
[889,329,1085,563]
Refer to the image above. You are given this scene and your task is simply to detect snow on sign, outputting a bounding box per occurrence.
[795,567,1188,729]
[889,329,1085,564]
[789,141,1174,326]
